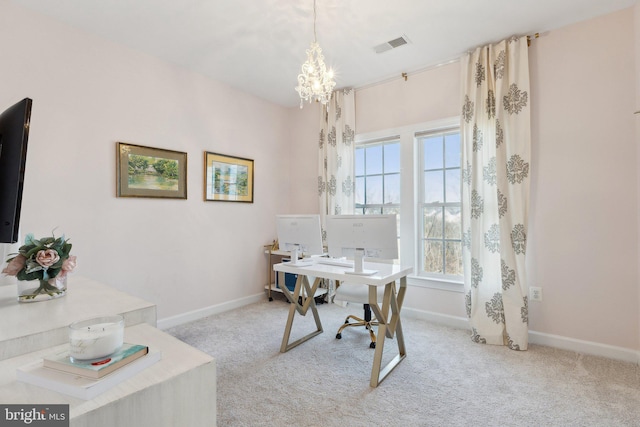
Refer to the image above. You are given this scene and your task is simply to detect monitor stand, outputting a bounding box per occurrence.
[287,247,313,267]
[344,248,377,276]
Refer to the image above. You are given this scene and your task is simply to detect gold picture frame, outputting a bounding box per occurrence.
[204,152,254,203]
[116,142,187,199]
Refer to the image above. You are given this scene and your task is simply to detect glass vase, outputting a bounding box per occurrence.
[17,276,67,303]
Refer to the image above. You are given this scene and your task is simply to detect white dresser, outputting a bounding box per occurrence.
[0,277,216,426]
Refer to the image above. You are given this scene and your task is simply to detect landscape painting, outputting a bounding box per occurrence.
[204,152,254,202]
[117,142,187,199]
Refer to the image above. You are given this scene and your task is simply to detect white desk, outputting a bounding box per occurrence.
[273,261,413,387]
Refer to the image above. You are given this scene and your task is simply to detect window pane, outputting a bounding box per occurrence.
[355,147,365,176]
[355,176,365,205]
[445,168,461,203]
[423,136,443,170]
[384,173,400,204]
[364,207,382,215]
[382,206,400,216]
[445,133,461,168]
[444,207,461,239]
[423,207,443,239]
[365,175,382,204]
[424,170,444,203]
[365,145,383,175]
[384,143,400,173]
[423,240,443,274]
[445,241,463,275]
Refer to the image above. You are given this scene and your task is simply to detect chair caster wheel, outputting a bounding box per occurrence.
[336,333,342,339]
[268,297,273,301]
[369,342,376,349]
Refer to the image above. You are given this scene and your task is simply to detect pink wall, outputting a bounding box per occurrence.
[356,62,460,135]
[290,8,640,351]
[528,8,637,349]
[0,1,291,320]
[287,104,322,214]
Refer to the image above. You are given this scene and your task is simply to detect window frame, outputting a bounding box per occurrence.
[416,129,463,281]
[354,117,463,292]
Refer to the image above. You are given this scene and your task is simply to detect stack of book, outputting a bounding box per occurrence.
[16,343,161,400]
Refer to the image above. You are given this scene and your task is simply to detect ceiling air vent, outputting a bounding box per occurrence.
[374,35,410,54]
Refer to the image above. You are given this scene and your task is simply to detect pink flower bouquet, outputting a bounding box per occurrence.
[2,232,76,299]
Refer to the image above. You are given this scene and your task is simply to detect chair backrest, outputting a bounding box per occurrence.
[334,280,384,304]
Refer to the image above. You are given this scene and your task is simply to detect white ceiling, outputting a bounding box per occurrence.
[12,0,637,108]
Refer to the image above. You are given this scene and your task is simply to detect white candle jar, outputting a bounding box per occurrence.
[68,315,125,361]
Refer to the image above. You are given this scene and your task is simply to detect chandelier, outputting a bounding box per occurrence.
[295,0,336,108]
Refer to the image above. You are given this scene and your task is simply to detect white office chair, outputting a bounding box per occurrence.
[334,282,385,349]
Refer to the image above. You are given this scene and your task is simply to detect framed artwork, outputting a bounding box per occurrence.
[116,142,187,199]
[204,152,254,203]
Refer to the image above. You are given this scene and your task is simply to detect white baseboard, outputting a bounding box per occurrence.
[158,295,640,365]
[157,293,264,330]
[402,306,470,330]
[401,307,640,365]
[528,331,640,364]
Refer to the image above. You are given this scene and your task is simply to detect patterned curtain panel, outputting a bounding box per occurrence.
[460,36,531,350]
[318,88,355,238]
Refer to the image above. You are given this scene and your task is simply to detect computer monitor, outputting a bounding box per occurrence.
[275,214,324,266]
[325,214,398,275]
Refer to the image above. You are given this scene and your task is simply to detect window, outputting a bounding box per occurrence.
[353,117,461,287]
[355,139,400,215]
[418,130,462,277]
[355,139,401,256]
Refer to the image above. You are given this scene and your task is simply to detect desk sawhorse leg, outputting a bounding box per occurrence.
[368,276,407,387]
[278,273,324,353]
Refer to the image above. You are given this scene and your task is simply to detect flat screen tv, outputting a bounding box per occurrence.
[0,98,32,244]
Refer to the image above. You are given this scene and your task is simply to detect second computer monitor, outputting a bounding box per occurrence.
[325,214,398,261]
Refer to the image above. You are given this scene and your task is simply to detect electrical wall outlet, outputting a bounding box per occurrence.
[529,286,543,302]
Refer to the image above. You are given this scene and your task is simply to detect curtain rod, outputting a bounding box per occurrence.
[356,32,541,91]
[354,57,460,92]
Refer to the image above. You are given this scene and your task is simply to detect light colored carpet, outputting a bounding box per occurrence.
[167,295,640,427]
